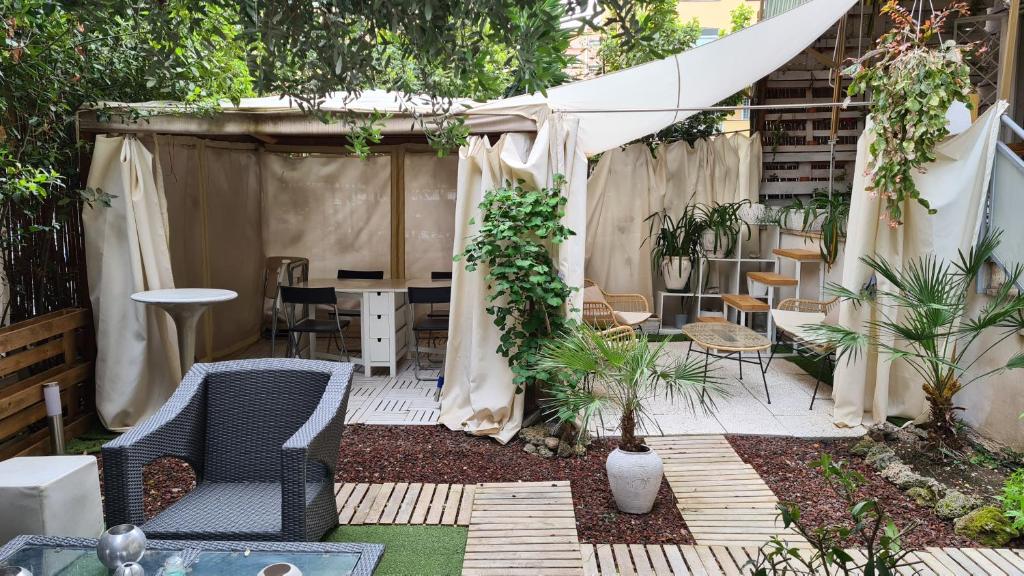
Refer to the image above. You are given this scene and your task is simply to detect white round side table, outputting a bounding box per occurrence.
[131,288,238,374]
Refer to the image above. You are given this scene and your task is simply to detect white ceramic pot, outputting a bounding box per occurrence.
[662,257,692,291]
[701,230,728,258]
[258,563,303,576]
[606,446,664,514]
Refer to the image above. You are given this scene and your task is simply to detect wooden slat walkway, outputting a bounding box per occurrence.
[334,482,474,525]
[645,435,808,547]
[581,544,1024,575]
[462,481,583,576]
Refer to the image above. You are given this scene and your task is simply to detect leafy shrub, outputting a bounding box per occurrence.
[455,176,575,391]
[749,454,919,575]
[999,469,1024,531]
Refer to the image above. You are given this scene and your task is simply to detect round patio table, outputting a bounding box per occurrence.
[681,321,773,403]
[131,288,237,375]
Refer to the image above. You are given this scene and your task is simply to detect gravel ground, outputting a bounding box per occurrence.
[336,425,692,544]
[95,426,983,548]
[727,435,970,548]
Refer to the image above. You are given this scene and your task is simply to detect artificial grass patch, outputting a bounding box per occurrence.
[784,353,833,386]
[64,422,119,454]
[325,525,466,576]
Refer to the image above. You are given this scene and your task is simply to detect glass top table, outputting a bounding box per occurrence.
[0,537,382,576]
[681,321,770,353]
[681,321,774,403]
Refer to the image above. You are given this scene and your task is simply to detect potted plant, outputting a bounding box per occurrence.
[643,206,705,291]
[776,190,851,269]
[808,232,1024,448]
[536,325,722,513]
[696,200,751,258]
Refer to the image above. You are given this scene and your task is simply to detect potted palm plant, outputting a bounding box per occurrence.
[643,206,706,291]
[537,325,722,513]
[696,200,751,258]
[808,233,1024,447]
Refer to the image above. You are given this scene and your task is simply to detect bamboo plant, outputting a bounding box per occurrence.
[807,233,1024,446]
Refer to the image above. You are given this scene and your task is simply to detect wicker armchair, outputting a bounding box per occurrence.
[599,325,638,342]
[102,358,352,542]
[768,297,839,409]
[582,279,652,329]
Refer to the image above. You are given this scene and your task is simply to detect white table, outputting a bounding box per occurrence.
[304,278,449,376]
[131,288,238,374]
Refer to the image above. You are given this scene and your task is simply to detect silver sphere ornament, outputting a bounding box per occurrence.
[113,562,145,576]
[96,523,147,569]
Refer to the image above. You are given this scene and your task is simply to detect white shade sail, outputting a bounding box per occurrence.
[467,0,858,156]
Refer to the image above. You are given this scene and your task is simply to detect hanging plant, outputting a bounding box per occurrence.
[845,0,976,227]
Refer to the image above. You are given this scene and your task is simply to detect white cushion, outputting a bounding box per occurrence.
[0,455,104,544]
[613,311,653,326]
[771,309,829,345]
[582,285,607,305]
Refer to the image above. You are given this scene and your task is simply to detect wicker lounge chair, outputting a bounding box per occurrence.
[765,297,838,409]
[582,279,652,329]
[102,358,352,541]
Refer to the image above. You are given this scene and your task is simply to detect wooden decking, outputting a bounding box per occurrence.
[645,435,807,547]
[462,481,584,576]
[334,482,474,525]
[581,544,1024,575]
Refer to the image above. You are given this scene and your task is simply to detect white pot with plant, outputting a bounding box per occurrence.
[696,200,751,259]
[643,207,704,292]
[537,325,721,513]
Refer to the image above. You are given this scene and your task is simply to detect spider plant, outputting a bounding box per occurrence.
[536,324,722,452]
[695,200,751,258]
[643,205,706,278]
[777,190,851,269]
[807,232,1024,447]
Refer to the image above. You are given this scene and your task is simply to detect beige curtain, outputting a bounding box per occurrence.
[441,116,587,443]
[585,133,762,302]
[157,137,263,359]
[832,103,1007,427]
[586,145,659,303]
[261,152,392,281]
[404,153,459,279]
[84,136,180,431]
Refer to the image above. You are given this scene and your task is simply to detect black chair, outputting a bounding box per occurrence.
[280,286,350,360]
[335,269,385,318]
[407,286,450,382]
[428,271,452,319]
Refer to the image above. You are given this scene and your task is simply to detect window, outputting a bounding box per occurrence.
[697,28,719,46]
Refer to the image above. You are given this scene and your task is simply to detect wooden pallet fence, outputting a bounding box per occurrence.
[334,482,474,526]
[0,308,95,460]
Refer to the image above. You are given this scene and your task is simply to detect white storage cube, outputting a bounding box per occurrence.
[0,455,104,544]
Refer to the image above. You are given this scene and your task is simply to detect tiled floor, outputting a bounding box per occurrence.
[591,341,866,438]
[233,337,865,438]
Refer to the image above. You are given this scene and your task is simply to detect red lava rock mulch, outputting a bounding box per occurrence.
[336,424,692,545]
[727,435,970,548]
[96,455,197,521]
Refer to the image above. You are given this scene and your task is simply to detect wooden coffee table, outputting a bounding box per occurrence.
[681,321,773,403]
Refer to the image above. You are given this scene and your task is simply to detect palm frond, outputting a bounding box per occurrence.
[804,323,869,363]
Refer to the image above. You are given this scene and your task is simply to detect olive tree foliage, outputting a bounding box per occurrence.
[595,0,754,146]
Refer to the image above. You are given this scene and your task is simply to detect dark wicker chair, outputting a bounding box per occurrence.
[101,358,352,542]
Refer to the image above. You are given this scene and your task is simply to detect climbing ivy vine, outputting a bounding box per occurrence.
[455,175,575,391]
[846,0,975,227]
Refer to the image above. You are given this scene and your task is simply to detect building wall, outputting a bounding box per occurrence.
[677,0,762,133]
